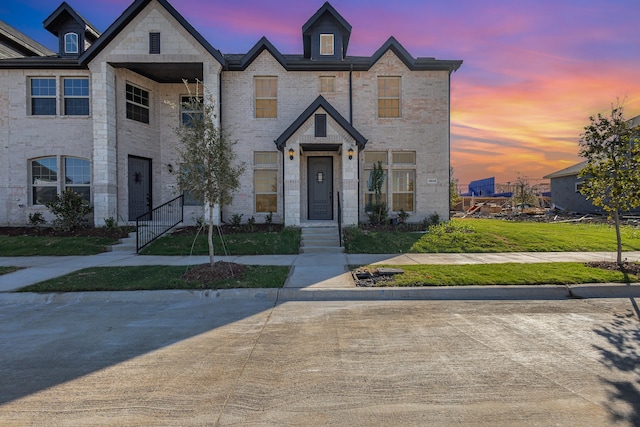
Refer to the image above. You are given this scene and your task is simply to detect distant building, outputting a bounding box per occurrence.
[544,114,640,215]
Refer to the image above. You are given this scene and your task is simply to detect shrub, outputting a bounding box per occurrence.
[247,215,256,231]
[28,212,47,228]
[45,189,91,231]
[266,211,273,224]
[230,213,243,226]
[398,208,410,224]
[103,217,119,230]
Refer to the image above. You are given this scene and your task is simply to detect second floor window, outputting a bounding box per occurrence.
[63,78,89,115]
[255,77,277,118]
[126,83,149,124]
[30,78,56,116]
[378,76,401,118]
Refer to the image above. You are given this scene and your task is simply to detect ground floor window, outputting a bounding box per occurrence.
[363,150,416,213]
[392,170,415,211]
[30,156,90,205]
[364,151,387,210]
[254,152,278,213]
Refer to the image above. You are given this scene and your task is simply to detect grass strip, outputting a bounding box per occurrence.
[18,265,290,292]
[0,235,120,256]
[141,227,301,255]
[0,266,20,276]
[344,219,640,254]
[358,262,638,287]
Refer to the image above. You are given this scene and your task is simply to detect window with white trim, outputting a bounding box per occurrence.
[64,33,78,54]
[63,78,89,115]
[180,94,203,126]
[320,76,335,93]
[255,77,277,118]
[30,156,90,205]
[320,34,334,56]
[391,151,416,211]
[363,151,387,211]
[378,76,401,118]
[254,152,278,213]
[126,83,150,124]
[30,78,56,116]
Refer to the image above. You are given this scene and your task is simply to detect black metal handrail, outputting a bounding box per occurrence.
[337,191,342,247]
[136,194,184,252]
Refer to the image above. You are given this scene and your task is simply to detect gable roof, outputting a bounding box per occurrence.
[275,96,368,149]
[370,36,462,72]
[0,20,54,57]
[543,161,587,179]
[235,36,287,70]
[79,0,224,65]
[43,2,100,40]
[302,2,352,58]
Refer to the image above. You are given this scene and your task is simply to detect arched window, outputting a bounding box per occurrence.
[64,33,79,54]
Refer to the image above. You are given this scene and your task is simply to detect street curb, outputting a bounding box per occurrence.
[1,283,638,304]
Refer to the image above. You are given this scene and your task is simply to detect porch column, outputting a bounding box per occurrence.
[341,142,359,225]
[284,142,301,226]
[90,62,117,226]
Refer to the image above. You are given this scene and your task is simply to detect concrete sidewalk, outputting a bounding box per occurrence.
[1,239,640,296]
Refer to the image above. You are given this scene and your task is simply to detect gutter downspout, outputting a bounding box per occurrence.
[349,63,361,223]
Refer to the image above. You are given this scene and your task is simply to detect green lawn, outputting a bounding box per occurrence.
[141,227,301,255]
[344,219,640,254]
[358,262,638,287]
[0,266,20,275]
[0,235,121,256]
[18,265,290,292]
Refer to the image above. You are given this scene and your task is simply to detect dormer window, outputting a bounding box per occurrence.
[64,33,78,54]
[320,34,334,56]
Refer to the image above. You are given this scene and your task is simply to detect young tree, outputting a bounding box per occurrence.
[174,81,245,267]
[578,104,640,267]
[511,174,537,213]
[449,166,462,211]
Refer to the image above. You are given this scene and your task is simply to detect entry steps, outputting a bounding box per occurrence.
[300,226,344,253]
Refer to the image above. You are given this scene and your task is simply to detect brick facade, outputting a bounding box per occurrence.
[0,0,461,227]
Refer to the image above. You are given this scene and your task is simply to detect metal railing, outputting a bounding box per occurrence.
[136,194,184,252]
[337,191,342,247]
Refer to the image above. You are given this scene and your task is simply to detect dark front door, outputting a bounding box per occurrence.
[128,156,152,221]
[308,156,333,220]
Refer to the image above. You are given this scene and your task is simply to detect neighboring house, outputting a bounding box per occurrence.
[543,161,598,214]
[544,114,640,215]
[0,20,54,58]
[0,0,462,227]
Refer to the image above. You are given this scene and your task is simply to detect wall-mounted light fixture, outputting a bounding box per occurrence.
[167,163,173,173]
[348,147,354,160]
[288,148,295,160]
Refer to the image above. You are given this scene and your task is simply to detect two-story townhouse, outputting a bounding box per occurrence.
[0,0,462,228]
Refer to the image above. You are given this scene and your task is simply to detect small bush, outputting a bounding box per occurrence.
[45,189,91,231]
[103,217,119,230]
[230,213,243,226]
[398,208,410,224]
[28,212,47,228]
[266,211,273,224]
[429,212,441,226]
[247,215,256,231]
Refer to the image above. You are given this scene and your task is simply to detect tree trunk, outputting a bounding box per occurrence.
[208,203,215,268]
[614,209,623,267]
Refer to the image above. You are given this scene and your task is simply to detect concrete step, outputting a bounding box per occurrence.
[300,227,342,253]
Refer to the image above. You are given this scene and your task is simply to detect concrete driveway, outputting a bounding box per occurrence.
[1,292,639,426]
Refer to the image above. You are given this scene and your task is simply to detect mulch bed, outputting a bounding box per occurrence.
[171,223,283,236]
[181,262,247,285]
[586,261,640,275]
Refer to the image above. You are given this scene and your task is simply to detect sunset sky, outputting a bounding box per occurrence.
[2,0,639,188]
